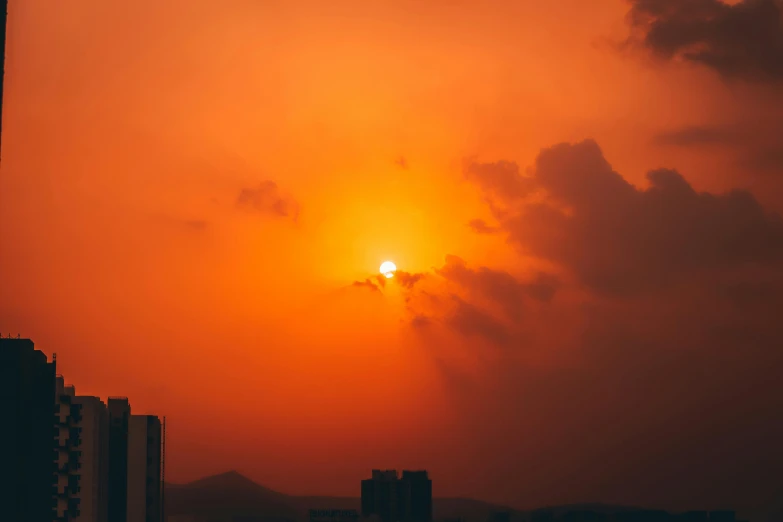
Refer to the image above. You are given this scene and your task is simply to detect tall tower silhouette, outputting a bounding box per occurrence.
[0,0,7,161]
[0,338,58,522]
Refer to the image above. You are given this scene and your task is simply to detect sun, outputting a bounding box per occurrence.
[380,261,397,278]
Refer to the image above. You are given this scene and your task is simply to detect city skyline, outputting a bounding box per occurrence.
[3,337,165,522]
[2,1,782,521]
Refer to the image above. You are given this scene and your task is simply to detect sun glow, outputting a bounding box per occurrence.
[380,261,397,278]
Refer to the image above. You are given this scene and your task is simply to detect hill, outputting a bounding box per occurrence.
[164,472,643,522]
[165,470,299,521]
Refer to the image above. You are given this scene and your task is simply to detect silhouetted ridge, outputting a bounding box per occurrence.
[535,504,643,516]
[164,471,680,522]
[166,470,297,520]
[184,470,277,492]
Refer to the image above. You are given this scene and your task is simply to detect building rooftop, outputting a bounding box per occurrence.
[371,470,399,480]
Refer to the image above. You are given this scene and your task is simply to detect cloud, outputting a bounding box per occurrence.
[654,125,741,147]
[625,0,783,83]
[467,218,499,234]
[467,139,783,295]
[445,296,513,346]
[394,270,426,290]
[237,180,300,221]
[655,123,783,174]
[436,255,559,319]
[345,139,783,517]
[741,142,783,172]
[628,0,783,82]
[410,314,432,330]
[463,159,536,202]
[352,279,382,292]
[351,275,388,293]
[409,141,783,519]
[396,257,565,362]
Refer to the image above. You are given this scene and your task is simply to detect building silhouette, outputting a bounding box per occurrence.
[487,512,511,522]
[127,415,162,522]
[0,338,57,522]
[74,394,110,522]
[400,471,432,522]
[108,398,132,522]
[362,470,406,522]
[54,376,111,522]
[0,0,7,159]
[361,470,432,522]
[531,510,554,522]
[54,376,83,521]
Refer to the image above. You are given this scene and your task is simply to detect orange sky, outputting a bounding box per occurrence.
[2,0,783,519]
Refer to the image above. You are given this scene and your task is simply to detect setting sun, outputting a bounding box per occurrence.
[380,261,397,278]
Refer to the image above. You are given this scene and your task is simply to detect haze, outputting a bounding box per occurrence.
[2,0,782,520]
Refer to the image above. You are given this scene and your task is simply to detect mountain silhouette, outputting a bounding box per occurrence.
[165,471,521,521]
[166,470,299,520]
[164,471,649,522]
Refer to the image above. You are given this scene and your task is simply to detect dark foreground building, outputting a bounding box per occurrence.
[362,470,405,522]
[127,414,162,522]
[1,0,7,159]
[0,338,57,522]
[108,398,132,522]
[361,469,433,522]
[401,471,432,522]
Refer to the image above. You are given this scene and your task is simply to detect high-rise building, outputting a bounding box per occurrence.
[400,471,432,522]
[0,0,7,159]
[108,398,132,522]
[362,470,431,522]
[0,338,57,522]
[74,395,109,522]
[54,377,83,521]
[127,415,162,522]
[362,470,405,522]
[54,379,111,522]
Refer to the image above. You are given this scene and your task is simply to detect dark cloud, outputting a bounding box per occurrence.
[351,275,388,293]
[445,296,512,347]
[425,289,783,521]
[468,140,783,295]
[237,181,300,221]
[436,255,559,320]
[467,218,499,234]
[655,123,783,174]
[395,257,564,361]
[352,278,382,293]
[410,314,432,330]
[463,158,536,202]
[654,125,741,147]
[626,0,783,83]
[743,142,783,172]
[394,270,426,289]
[399,139,783,518]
